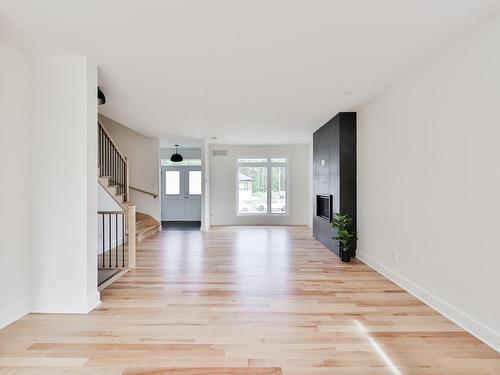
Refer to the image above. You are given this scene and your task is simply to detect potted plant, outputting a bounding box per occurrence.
[331,213,357,262]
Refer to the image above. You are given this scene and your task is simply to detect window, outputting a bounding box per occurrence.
[237,157,268,163]
[238,166,268,213]
[271,157,287,163]
[161,159,201,166]
[188,170,202,195]
[165,171,180,194]
[271,166,286,213]
[237,157,287,215]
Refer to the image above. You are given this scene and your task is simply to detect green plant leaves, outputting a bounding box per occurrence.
[331,212,357,250]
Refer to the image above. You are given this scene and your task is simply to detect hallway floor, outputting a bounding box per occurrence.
[161,221,201,231]
[0,226,499,374]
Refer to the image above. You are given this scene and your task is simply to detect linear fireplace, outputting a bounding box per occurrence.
[316,194,332,221]
[313,112,356,256]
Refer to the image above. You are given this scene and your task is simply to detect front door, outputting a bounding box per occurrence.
[161,166,202,221]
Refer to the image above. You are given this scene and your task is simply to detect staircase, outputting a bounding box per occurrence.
[98,174,160,241]
[98,121,160,242]
[136,212,161,241]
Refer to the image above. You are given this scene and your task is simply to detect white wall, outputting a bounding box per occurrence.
[357,15,500,351]
[0,41,31,327]
[86,59,99,309]
[98,184,124,211]
[29,56,99,313]
[99,115,160,221]
[307,137,313,228]
[210,145,309,225]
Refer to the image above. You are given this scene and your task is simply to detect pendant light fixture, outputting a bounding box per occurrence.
[170,145,183,162]
[97,87,106,105]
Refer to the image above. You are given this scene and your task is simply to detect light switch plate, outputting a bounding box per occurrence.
[320,159,326,167]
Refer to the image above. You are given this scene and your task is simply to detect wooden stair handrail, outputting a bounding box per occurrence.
[130,186,158,198]
[98,210,126,215]
[98,120,128,163]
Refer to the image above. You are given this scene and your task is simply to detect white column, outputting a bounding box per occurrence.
[29,56,99,313]
[200,139,211,231]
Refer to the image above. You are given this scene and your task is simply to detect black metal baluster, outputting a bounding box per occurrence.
[104,135,106,177]
[102,129,104,176]
[119,158,121,194]
[103,130,106,176]
[108,214,112,267]
[106,136,111,181]
[114,149,117,187]
[102,214,105,268]
[122,214,125,267]
[113,148,116,186]
[123,163,126,202]
[109,145,115,185]
[121,159,123,195]
[115,213,118,267]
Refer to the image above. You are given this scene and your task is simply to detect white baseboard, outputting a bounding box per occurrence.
[0,301,29,330]
[1,294,101,329]
[86,292,101,312]
[31,296,100,314]
[357,250,500,353]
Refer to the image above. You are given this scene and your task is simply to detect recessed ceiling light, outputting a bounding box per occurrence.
[343,91,352,95]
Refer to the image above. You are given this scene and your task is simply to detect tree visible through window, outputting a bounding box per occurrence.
[237,157,287,215]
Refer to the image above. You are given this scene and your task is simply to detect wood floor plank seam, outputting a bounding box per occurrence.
[0,226,498,375]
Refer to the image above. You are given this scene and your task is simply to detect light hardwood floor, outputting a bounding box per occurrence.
[1,226,499,374]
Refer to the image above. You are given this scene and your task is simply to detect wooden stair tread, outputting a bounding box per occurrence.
[136,212,150,220]
[136,223,160,235]
[134,212,161,241]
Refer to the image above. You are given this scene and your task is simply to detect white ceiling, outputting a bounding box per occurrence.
[2,0,499,145]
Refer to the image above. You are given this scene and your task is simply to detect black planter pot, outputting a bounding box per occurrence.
[340,249,351,262]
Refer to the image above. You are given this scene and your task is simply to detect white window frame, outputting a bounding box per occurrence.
[236,156,288,216]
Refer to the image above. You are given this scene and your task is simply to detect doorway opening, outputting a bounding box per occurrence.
[161,159,201,230]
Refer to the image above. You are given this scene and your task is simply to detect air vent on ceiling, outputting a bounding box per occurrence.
[212,149,228,156]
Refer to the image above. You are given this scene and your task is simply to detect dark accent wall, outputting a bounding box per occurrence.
[313,112,357,256]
